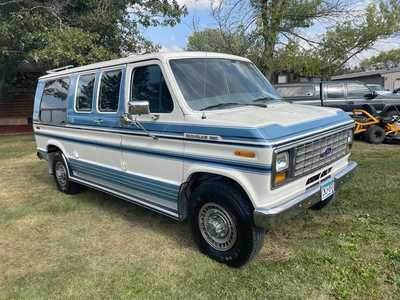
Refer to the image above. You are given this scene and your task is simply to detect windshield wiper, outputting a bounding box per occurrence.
[245,103,267,108]
[201,102,268,111]
[200,102,241,111]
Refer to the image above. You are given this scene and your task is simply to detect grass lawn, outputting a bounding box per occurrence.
[0,134,399,299]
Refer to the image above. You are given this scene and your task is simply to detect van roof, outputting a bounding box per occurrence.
[40,51,250,80]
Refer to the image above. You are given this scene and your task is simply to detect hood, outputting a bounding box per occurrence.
[184,102,353,142]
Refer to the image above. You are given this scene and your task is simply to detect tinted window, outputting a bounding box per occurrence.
[276,85,315,98]
[347,83,370,98]
[326,83,345,99]
[40,78,70,124]
[131,65,173,113]
[75,74,95,111]
[98,70,122,112]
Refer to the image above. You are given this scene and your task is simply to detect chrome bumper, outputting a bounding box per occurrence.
[253,161,358,230]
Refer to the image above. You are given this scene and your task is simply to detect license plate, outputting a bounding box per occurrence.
[321,178,335,201]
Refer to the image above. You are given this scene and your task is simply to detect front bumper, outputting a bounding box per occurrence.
[253,161,358,230]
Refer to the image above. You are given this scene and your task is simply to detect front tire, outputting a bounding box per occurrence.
[189,179,265,267]
[52,152,82,194]
[365,125,385,144]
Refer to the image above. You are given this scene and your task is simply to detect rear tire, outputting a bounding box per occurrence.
[365,125,385,144]
[52,152,82,194]
[189,179,265,267]
[384,110,399,121]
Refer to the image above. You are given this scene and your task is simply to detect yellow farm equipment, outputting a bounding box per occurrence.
[352,109,400,144]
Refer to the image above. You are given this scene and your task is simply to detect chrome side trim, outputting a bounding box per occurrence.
[254,161,358,230]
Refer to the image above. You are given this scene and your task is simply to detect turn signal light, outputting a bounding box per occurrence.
[234,150,256,158]
[274,172,287,185]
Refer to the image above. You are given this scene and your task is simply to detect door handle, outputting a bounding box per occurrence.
[94,119,104,124]
[348,101,354,104]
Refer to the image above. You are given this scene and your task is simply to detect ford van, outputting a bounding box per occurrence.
[33,52,357,267]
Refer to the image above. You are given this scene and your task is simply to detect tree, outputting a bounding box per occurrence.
[187,28,253,56]
[360,48,400,70]
[187,0,400,79]
[0,0,186,92]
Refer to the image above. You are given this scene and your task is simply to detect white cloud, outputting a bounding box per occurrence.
[350,37,400,66]
[176,0,220,9]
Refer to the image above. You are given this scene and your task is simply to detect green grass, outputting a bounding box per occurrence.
[0,134,399,299]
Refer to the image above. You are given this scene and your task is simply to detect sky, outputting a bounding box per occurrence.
[142,0,216,52]
[141,0,399,66]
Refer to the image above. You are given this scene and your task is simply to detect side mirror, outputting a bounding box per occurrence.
[123,100,157,140]
[128,101,150,115]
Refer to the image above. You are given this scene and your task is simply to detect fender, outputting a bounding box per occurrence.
[44,139,69,175]
[183,164,259,207]
[360,104,378,115]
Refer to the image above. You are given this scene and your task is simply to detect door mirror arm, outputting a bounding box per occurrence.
[121,101,158,140]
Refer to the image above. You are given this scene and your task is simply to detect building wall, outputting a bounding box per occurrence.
[0,94,34,125]
[383,71,400,90]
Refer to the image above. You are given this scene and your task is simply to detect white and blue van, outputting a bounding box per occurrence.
[33,52,357,266]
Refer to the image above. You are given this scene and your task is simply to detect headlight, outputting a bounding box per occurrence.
[346,131,354,151]
[275,151,289,172]
[347,132,353,144]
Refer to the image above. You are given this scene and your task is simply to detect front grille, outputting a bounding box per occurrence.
[293,129,352,177]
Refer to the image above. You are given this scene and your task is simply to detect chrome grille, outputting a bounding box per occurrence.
[294,129,352,177]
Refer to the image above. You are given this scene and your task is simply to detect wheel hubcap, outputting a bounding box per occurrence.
[55,161,67,188]
[198,203,237,251]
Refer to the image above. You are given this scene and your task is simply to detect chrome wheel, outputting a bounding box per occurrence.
[55,161,67,188]
[198,202,237,251]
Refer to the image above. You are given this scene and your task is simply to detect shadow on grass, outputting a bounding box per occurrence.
[35,169,196,251]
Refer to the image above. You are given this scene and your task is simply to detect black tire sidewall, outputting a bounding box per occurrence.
[189,180,259,267]
[366,125,385,144]
[385,110,399,120]
[52,152,72,193]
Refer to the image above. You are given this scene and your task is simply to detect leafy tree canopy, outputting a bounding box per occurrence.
[360,48,400,70]
[187,0,400,79]
[0,0,186,91]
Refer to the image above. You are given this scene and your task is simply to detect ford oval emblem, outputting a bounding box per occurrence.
[321,147,332,158]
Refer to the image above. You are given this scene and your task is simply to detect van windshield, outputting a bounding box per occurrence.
[169,58,281,111]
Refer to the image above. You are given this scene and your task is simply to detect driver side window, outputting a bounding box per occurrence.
[130,65,174,113]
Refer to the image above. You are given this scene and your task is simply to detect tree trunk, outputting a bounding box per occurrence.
[260,0,279,82]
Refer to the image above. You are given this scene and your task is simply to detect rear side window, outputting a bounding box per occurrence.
[75,74,95,112]
[131,65,173,113]
[326,83,345,99]
[40,77,70,124]
[98,69,122,112]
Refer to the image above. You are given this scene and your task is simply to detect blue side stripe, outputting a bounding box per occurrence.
[69,159,179,202]
[36,111,353,148]
[71,174,179,214]
[35,132,272,174]
[76,110,352,142]
[70,162,179,200]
